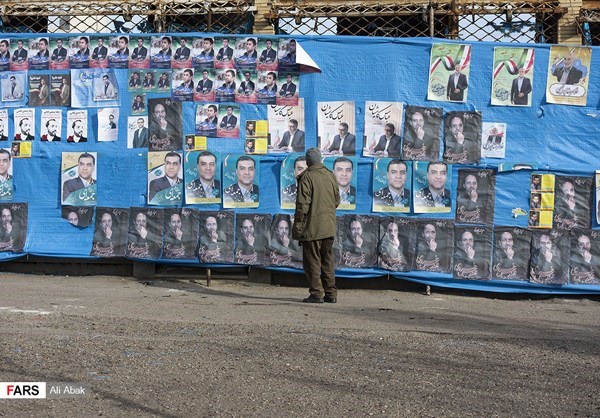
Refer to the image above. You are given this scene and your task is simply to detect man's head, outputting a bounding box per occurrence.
[72,120,84,137]
[205,216,217,234]
[161,37,171,51]
[101,212,113,229]
[206,104,217,118]
[454,64,462,74]
[266,72,276,86]
[246,38,256,52]
[409,111,424,131]
[500,232,513,250]
[386,159,407,192]
[450,115,463,137]
[109,114,115,122]
[137,37,144,47]
[333,157,353,188]
[203,38,213,51]
[518,67,525,78]
[0,149,11,176]
[577,234,591,253]
[246,121,255,131]
[460,231,474,250]
[19,118,31,135]
[531,194,540,205]
[160,73,168,81]
[0,40,7,53]
[426,162,448,192]
[288,39,296,53]
[97,38,104,46]
[103,74,109,85]
[202,70,209,79]
[135,212,147,229]
[423,223,436,242]
[338,122,349,137]
[197,151,217,183]
[286,73,293,83]
[179,38,186,47]
[276,218,289,241]
[136,118,145,129]
[164,152,181,180]
[293,156,307,177]
[183,69,193,82]
[153,103,166,121]
[225,70,235,83]
[226,106,233,116]
[350,219,362,239]
[222,38,229,47]
[10,75,16,86]
[532,175,540,186]
[244,71,251,80]
[463,174,478,194]
[1,208,11,225]
[288,119,298,134]
[56,39,63,48]
[539,234,552,252]
[241,219,254,236]
[387,222,399,240]
[67,211,79,226]
[118,36,128,50]
[38,38,48,51]
[384,123,395,137]
[236,156,256,187]
[305,148,321,167]
[560,181,575,200]
[170,213,182,231]
[266,40,273,49]
[77,153,95,181]
[16,40,23,49]
[563,52,575,70]
[79,36,89,50]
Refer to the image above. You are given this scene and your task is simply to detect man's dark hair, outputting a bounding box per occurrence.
[203,38,213,45]
[339,122,349,130]
[247,38,256,46]
[164,151,181,164]
[0,40,8,47]
[161,36,171,44]
[79,152,95,165]
[79,36,89,44]
[293,156,306,169]
[426,161,447,173]
[208,104,218,113]
[387,158,406,172]
[333,156,353,170]
[0,148,11,160]
[267,71,277,79]
[183,69,193,76]
[119,36,128,44]
[197,150,216,164]
[236,155,255,169]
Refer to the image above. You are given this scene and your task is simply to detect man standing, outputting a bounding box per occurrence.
[277,119,305,152]
[415,161,451,208]
[62,153,96,201]
[511,67,532,105]
[132,118,149,148]
[371,122,401,157]
[374,159,409,208]
[293,148,340,303]
[446,64,468,101]
[187,151,220,199]
[148,152,182,202]
[328,122,356,155]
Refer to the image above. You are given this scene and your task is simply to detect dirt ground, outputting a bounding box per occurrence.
[0,273,599,417]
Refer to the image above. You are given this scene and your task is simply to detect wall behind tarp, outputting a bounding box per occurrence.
[4,34,600,294]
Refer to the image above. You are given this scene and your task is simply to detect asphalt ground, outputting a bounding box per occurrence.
[0,273,599,417]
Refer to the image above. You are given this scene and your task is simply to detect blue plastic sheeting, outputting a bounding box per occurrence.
[5,34,600,294]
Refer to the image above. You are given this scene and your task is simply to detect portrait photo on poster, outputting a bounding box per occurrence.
[336,214,378,269]
[161,208,199,260]
[552,175,592,230]
[61,206,93,228]
[269,214,302,268]
[453,225,492,280]
[184,150,221,205]
[324,156,357,211]
[529,229,569,285]
[415,219,454,273]
[126,207,163,259]
[413,161,452,214]
[234,213,270,265]
[280,153,307,210]
[61,151,97,206]
[427,43,471,102]
[198,211,233,264]
[0,202,27,253]
[147,151,183,206]
[267,99,305,153]
[491,47,534,107]
[569,229,600,285]
[222,154,260,209]
[378,217,415,272]
[363,101,403,158]
[40,109,62,142]
[148,98,182,151]
[402,106,442,161]
[372,158,411,213]
[443,111,482,164]
[492,226,531,281]
[192,36,215,70]
[90,207,129,257]
[455,169,496,225]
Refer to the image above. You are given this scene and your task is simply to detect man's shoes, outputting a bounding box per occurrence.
[303,295,324,303]
[324,295,337,303]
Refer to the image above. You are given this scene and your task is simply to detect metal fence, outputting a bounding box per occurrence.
[578,9,600,45]
[268,1,565,44]
[0,0,255,34]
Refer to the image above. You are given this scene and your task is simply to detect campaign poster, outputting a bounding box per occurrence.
[372,157,411,213]
[172,36,193,69]
[147,151,183,206]
[490,226,530,281]
[481,122,507,159]
[125,116,148,151]
[596,170,600,225]
[9,142,31,159]
[194,68,216,102]
[40,109,62,142]
[276,72,299,106]
[277,39,298,72]
[269,214,302,268]
[195,103,219,137]
[0,39,10,71]
[257,38,278,71]
[317,101,356,155]
[413,161,452,214]
[128,36,150,69]
[234,37,258,70]
[131,93,146,115]
[546,45,591,106]
[61,206,93,228]
[71,69,119,108]
[0,109,7,141]
[428,43,471,102]
[161,208,199,260]
[28,37,50,71]
[192,37,215,70]
[141,69,159,93]
[222,154,260,209]
[324,156,357,211]
[0,202,27,253]
[243,122,268,155]
[553,176,592,231]
[529,229,569,285]
[128,70,143,92]
[106,35,130,69]
[363,101,403,158]
[214,37,235,69]
[49,38,69,70]
[148,98,182,151]
[50,73,71,107]
[89,36,109,69]
[28,74,50,107]
[256,70,278,105]
[455,169,496,225]
[217,104,240,139]
[491,47,534,107]
[184,150,221,205]
[10,39,29,71]
[1,72,27,106]
[126,207,163,259]
[335,214,378,269]
[569,230,600,285]
[169,68,193,102]
[235,70,257,104]
[97,108,119,142]
[198,211,234,263]
[453,225,492,280]
[402,106,442,161]
[280,153,307,209]
[267,99,305,153]
[90,207,129,257]
[13,108,35,141]
[150,35,173,69]
[184,134,206,151]
[61,151,97,206]
[415,219,454,273]
[214,68,236,102]
[378,217,415,272]
[66,110,88,143]
[68,35,90,69]
[234,213,270,265]
[0,147,13,201]
[443,111,482,164]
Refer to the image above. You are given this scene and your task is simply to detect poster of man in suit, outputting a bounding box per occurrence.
[363,101,403,158]
[491,47,534,107]
[427,43,471,103]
